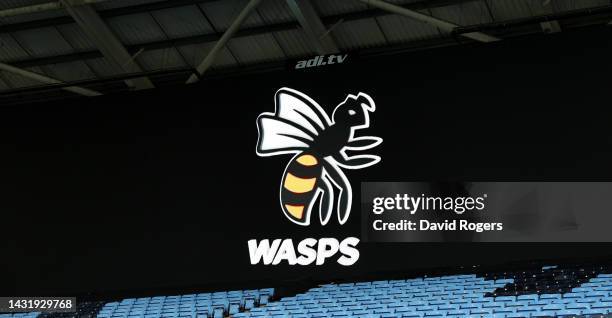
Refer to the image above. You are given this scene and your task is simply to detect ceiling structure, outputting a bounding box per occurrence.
[0,0,611,105]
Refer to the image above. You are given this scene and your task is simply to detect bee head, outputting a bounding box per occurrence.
[332,93,376,129]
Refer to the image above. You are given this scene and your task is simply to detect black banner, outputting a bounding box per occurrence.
[2,27,612,296]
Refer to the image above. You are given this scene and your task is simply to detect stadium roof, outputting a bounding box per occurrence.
[0,0,611,104]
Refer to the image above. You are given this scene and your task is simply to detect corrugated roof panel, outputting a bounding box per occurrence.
[0,33,30,62]
[199,0,266,31]
[332,18,387,50]
[107,13,166,45]
[431,2,493,26]
[273,29,316,58]
[44,61,96,82]
[56,23,97,51]
[256,0,294,24]
[488,0,537,21]
[85,57,124,77]
[93,0,162,11]
[176,43,237,69]
[151,5,215,38]
[377,14,440,44]
[136,47,188,71]
[312,0,369,16]
[12,27,75,57]
[227,34,285,64]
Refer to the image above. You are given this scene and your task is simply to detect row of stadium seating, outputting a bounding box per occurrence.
[97,288,274,318]
[2,264,611,318]
[234,272,612,317]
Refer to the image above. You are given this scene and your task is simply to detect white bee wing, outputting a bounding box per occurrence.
[256,115,314,156]
[256,88,332,156]
[275,87,331,135]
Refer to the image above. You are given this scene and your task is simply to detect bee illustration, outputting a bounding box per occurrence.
[256,87,382,226]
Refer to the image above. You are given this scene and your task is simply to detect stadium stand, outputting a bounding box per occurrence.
[3,264,612,318]
[236,265,611,318]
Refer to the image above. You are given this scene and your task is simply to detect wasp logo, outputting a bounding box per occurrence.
[256,88,382,226]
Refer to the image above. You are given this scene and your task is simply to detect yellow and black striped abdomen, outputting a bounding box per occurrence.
[280,153,322,224]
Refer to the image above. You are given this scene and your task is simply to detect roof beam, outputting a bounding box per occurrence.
[357,0,500,43]
[0,62,101,96]
[61,0,155,90]
[286,0,339,54]
[186,0,263,84]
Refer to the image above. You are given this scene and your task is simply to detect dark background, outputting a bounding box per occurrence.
[2,25,612,297]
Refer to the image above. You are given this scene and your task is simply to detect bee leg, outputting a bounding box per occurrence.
[322,160,352,225]
[318,171,335,226]
[335,153,381,169]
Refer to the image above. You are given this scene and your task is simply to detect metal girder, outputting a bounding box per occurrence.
[186,0,263,84]
[286,0,339,55]
[61,0,155,90]
[357,0,500,43]
[0,62,101,96]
